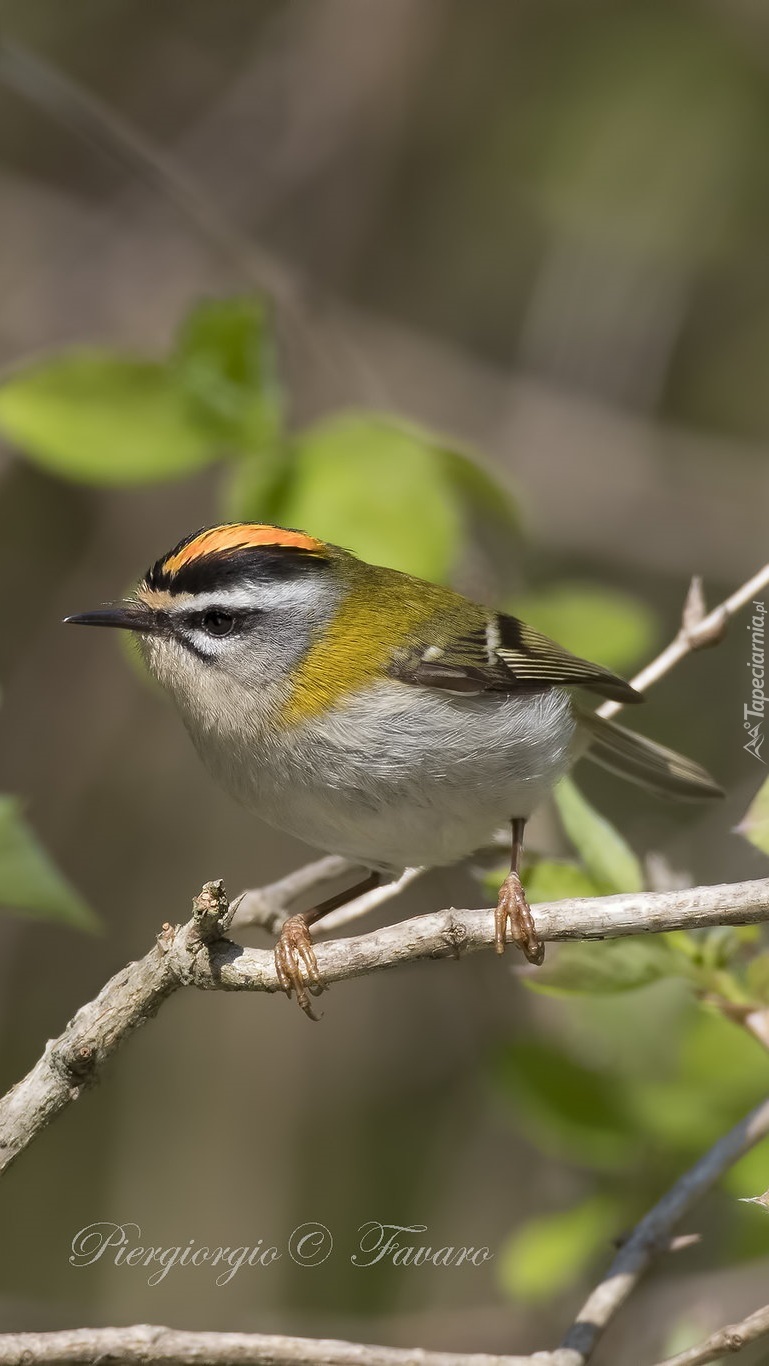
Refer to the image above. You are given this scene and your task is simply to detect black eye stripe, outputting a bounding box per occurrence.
[174,607,262,637]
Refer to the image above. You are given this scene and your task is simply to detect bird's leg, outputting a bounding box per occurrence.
[494,817,544,966]
[274,872,380,1019]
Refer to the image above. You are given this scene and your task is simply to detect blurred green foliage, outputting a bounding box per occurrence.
[498,1193,618,1303]
[493,998,769,1305]
[513,585,657,673]
[0,795,97,931]
[482,767,769,1303]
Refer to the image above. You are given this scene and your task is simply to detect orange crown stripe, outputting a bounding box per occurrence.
[163,524,324,575]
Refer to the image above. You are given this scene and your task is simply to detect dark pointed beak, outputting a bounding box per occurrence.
[64,603,163,634]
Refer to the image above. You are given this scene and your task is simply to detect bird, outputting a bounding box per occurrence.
[65,522,722,1015]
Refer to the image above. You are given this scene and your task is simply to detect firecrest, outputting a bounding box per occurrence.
[66,522,722,1015]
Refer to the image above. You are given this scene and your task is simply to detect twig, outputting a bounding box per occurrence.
[597,562,769,719]
[232,865,426,936]
[320,867,426,933]
[1,877,768,1179]
[230,855,357,933]
[0,41,295,304]
[557,1096,769,1365]
[653,1302,769,1366]
[711,1003,769,1057]
[0,39,383,397]
[0,1324,550,1366]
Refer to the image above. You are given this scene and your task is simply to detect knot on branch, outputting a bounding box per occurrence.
[49,1040,98,1089]
[440,912,468,958]
[680,576,728,651]
[191,879,231,940]
[162,882,238,988]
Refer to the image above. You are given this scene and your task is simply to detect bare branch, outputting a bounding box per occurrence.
[0,886,231,1177]
[197,878,769,997]
[558,1096,769,1364]
[597,561,769,719]
[1,876,768,1179]
[0,1323,571,1366]
[653,1302,769,1366]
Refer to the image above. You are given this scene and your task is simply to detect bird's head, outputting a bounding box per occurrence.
[65,523,348,711]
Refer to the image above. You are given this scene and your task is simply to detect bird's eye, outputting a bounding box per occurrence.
[200,609,235,638]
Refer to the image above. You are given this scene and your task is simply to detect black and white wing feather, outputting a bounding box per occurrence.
[390,612,641,705]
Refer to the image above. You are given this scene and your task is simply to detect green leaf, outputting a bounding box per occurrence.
[226,408,522,582]
[529,938,684,997]
[498,1195,619,1302]
[274,413,464,580]
[0,352,217,484]
[555,778,644,894]
[479,858,602,905]
[737,778,769,858]
[0,797,98,931]
[512,583,657,673]
[524,858,604,902]
[173,295,283,452]
[490,1038,636,1169]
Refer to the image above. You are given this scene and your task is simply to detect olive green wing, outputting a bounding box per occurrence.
[389,611,641,704]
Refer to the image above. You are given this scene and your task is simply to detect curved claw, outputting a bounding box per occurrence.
[274,914,326,1019]
[494,871,544,966]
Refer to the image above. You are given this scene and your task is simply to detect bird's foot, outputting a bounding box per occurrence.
[494,871,544,966]
[274,914,325,1019]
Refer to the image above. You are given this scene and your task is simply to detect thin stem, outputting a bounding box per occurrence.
[558,1096,769,1364]
[652,1301,769,1366]
[597,562,769,719]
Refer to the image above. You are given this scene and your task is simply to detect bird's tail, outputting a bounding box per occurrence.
[575,705,723,801]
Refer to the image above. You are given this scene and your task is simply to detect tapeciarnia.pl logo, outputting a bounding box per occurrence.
[744,600,766,764]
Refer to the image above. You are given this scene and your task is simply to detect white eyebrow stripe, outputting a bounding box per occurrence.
[167,587,268,612]
[166,579,329,615]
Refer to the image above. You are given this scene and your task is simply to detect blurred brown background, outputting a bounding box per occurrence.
[0,2,768,1361]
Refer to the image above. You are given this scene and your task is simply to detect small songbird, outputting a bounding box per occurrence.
[66,522,722,1015]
